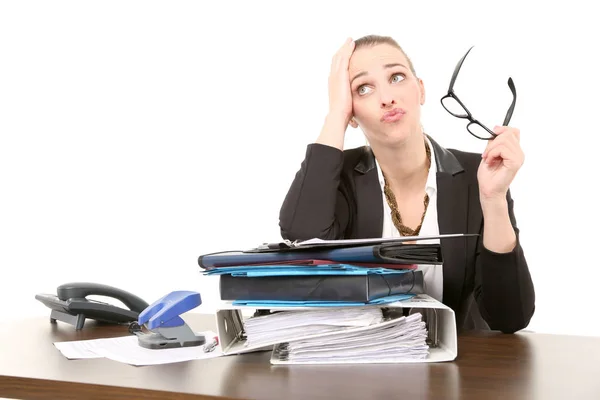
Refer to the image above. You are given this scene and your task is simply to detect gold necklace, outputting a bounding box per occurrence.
[383,140,431,236]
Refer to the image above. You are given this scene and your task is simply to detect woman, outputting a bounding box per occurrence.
[278,35,535,334]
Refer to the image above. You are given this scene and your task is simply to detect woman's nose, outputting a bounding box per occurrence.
[380,90,396,108]
[381,99,396,108]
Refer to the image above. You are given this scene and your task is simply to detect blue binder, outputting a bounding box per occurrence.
[231,293,415,307]
[203,264,412,277]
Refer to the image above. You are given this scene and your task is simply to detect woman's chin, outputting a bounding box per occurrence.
[378,129,414,146]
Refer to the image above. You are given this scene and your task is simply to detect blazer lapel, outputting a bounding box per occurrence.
[354,168,382,239]
[437,170,469,312]
[354,147,383,239]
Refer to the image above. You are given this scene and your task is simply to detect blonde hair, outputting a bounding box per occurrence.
[354,34,417,77]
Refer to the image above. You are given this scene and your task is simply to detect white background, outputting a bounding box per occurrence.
[1,1,598,337]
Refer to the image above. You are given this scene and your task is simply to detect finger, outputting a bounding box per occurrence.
[486,126,509,147]
[333,38,353,59]
[494,131,520,157]
[512,127,520,141]
[494,126,520,141]
[336,38,352,55]
[344,38,355,58]
[483,130,518,158]
[497,131,519,150]
[485,144,521,166]
[501,126,520,141]
[484,145,508,164]
[331,39,350,71]
[334,39,355,72]
[331,52,342,73]
[484,155,503,169]
[493,125,507,134]
[487,135,523,161]
[482,135,502,158]
[483,140,514,161]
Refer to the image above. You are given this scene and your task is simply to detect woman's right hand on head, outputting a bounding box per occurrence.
[315,38,355,150]
[327,37,355,126]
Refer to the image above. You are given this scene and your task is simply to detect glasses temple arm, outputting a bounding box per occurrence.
[502,77,517,126]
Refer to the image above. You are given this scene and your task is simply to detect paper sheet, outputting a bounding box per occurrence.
[271,314,429,364]
[296,233,469,247]
[242,308,384,348]
[54,330,223,366]
[54,338,108,359]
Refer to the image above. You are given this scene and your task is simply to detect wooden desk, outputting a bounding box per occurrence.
[0,314,599,400]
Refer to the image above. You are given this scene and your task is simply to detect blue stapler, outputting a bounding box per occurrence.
[133,290,206,349]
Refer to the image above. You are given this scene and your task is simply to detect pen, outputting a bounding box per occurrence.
[203,336,219,353]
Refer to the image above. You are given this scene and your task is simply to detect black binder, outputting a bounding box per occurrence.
[219,270,424,302]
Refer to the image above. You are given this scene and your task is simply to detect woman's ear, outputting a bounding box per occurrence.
[418,78,426,105]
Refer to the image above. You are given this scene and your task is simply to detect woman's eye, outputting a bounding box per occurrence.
[391,73,405,83]
[357,85,372,95]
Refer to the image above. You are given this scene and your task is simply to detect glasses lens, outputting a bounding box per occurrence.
[442,96,469,118]
[468,122,495,140]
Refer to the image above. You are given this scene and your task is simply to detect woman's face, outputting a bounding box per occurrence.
[348,44,425,145]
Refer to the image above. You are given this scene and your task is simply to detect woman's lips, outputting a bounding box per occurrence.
[381,108,406,122]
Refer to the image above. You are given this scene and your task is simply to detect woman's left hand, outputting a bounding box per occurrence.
[477,126,524,202]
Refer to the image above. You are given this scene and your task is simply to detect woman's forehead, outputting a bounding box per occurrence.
[349,44,409,76]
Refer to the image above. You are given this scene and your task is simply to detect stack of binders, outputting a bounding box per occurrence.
[198,234,468,306]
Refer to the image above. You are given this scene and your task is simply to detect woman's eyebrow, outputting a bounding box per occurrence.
[350,63,408,85]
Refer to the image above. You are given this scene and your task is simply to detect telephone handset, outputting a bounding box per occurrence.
[35,282,150,330]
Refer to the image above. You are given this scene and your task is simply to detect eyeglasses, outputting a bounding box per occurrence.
[440,46,516,140]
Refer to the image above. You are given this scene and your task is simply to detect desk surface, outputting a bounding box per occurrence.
[1,314,599,400]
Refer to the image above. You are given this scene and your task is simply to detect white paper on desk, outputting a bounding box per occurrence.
[54,331,223,366]
[54,337,110,359]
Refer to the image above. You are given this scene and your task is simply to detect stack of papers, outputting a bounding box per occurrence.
[243,308,383,348]
[271,313,429,364]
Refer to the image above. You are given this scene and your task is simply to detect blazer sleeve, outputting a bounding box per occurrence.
[279,143,351,241]
[473,189,535,333]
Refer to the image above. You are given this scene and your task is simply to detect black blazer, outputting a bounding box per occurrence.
[279,135,535,334]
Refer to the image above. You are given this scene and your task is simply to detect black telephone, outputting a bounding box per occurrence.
[35,282,149,330]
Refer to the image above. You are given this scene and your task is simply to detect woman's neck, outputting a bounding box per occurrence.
[371,132,429,192]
